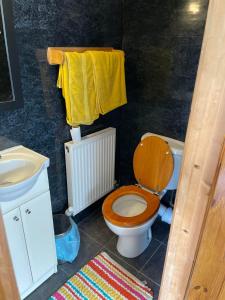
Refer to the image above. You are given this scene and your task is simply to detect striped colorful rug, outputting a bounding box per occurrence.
[50,252,153,300]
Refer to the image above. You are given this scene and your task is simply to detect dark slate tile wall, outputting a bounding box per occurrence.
[0,0,123,212]
[119,0,209,184]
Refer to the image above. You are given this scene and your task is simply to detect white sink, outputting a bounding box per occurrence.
[0,146,49,202]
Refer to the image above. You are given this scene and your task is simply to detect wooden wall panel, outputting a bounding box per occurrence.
[159,0,225,299]
[186,142,225,299]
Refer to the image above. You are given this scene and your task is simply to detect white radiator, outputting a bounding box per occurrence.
[65,127,116,216]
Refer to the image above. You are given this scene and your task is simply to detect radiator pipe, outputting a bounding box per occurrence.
[158,204,173,225]
[70,127,81,142]
[65,207,75,217]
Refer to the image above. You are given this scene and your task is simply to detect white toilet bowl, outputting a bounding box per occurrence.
[102,185,160,258]
[105,214,158,258]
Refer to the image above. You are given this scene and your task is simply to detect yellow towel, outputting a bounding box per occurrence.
[57,50,127,126]
[89,50,127,114]
[57,52,99,126]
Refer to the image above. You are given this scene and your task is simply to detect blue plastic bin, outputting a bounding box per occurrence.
[53,214,80,263]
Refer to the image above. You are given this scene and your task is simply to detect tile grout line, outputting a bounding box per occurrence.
[104,247,140,273]
[138,270,161,287]
[154,238,162,243]
[154,237,167,245]
[39,271,68,299]
[79,227,115,248]
[78,227,103,245]
[60,266,70,278]
[140,243,162,272]
[76,212,98,227]
[103,239,163,277]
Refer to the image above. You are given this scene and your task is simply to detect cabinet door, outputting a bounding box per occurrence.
[21,191,57,282]
[3,208,33,295]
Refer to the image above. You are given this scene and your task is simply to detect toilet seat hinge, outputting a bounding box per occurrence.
[153,191,160,196]
[135,183,160,196]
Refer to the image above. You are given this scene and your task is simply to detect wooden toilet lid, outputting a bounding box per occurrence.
[102,185,160,227]
[133,136,174,193]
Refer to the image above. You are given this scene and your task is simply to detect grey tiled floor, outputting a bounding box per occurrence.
[26,209,170,300]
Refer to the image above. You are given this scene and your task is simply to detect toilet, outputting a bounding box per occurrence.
[102,133,184,258]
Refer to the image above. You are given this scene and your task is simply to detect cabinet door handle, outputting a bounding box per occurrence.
[13,216,19,222]
[25,209,31,215]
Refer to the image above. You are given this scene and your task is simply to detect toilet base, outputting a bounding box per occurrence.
[116,228,152,258]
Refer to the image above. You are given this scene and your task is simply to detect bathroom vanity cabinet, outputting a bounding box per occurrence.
[1,169,57,299]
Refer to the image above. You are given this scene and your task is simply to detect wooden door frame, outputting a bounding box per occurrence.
[160,0,225,299]
[0,209,19,299]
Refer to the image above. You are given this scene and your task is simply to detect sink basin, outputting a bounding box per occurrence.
[0,146,49,202]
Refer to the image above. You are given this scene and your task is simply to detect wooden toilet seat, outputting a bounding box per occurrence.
[102,136,174,228]
[102,185,160,227]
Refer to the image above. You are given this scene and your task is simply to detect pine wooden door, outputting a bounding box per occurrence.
[186,143,225,299]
